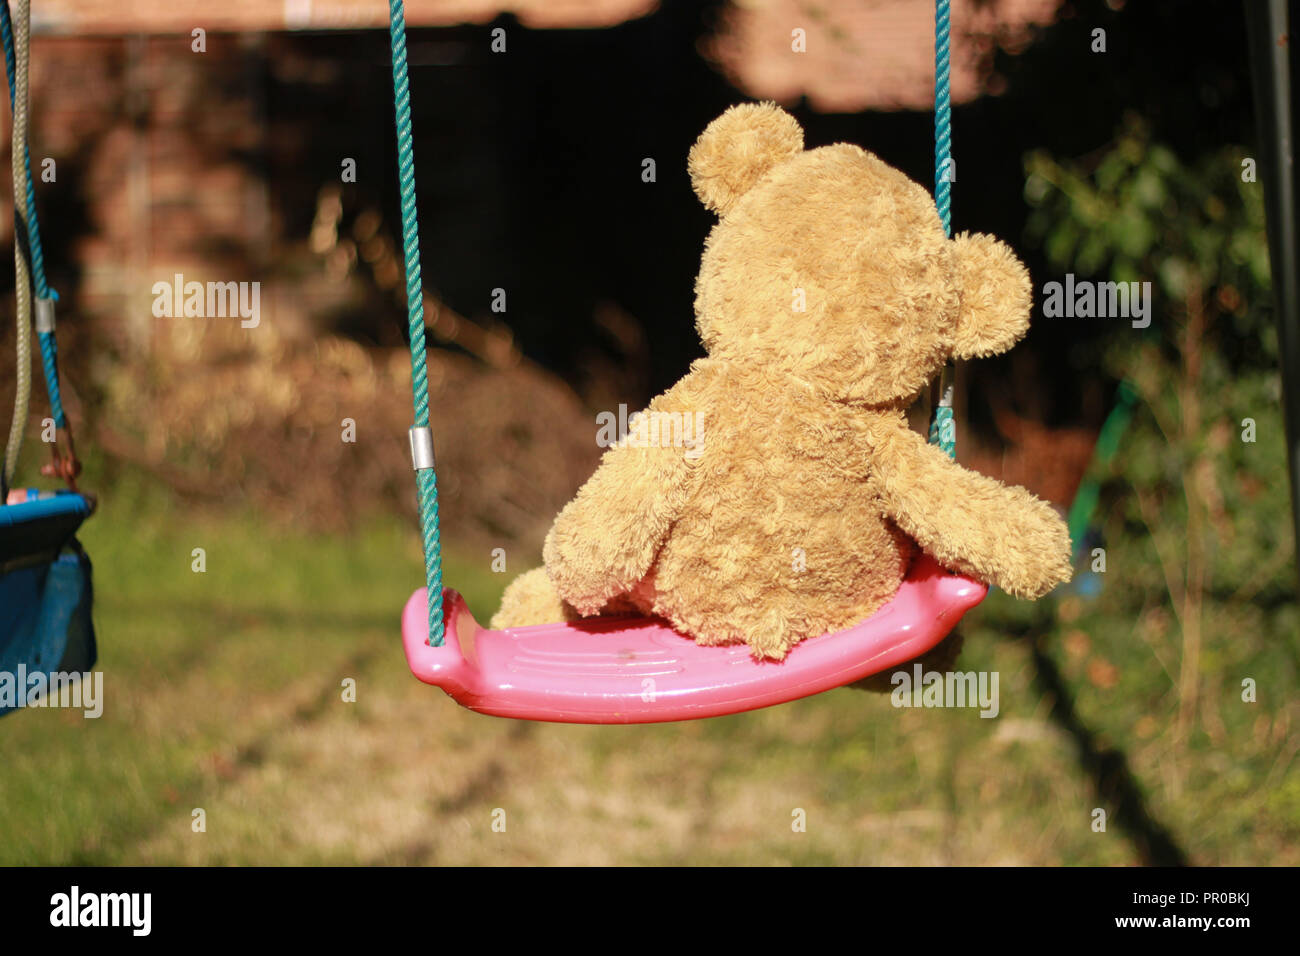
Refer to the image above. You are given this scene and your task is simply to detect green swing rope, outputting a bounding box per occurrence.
[1066,380,1137,559]
[388,0,444,647]
[928,0,957,459]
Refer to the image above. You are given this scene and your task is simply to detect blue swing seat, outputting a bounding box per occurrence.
[0,490,96,717]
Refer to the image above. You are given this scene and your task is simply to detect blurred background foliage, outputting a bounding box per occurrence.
[1017,111,1298,860]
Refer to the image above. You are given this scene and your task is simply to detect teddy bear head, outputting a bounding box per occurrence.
[688,102,1032,406]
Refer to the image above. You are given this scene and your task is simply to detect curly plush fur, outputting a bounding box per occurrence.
[493,102,1073,659]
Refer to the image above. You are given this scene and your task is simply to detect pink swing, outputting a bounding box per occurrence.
[389,0,984,722]
[401,555,985,724]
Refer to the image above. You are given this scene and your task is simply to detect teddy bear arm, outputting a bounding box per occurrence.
[543,438,692,616]
[872,426,1073,599]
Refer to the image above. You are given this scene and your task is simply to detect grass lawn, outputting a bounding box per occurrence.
[1,480,1294,864]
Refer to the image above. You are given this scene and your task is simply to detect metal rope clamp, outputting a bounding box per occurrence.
[409,425,435,471]
[33,297,82,490]
[35,296,55,333]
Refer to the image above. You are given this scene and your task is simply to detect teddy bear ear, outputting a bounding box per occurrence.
[688,102,804,216]
[951,232,1033,360]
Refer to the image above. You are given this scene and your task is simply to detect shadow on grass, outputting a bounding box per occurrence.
[1011,612,1189,866]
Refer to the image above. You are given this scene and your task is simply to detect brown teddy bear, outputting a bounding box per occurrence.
[492,102,1073,659]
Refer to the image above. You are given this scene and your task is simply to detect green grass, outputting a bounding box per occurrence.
[0,483,1294,864]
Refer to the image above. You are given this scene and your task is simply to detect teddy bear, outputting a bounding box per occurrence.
[491,102,1073,660]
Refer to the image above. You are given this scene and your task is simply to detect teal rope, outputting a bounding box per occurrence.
[1,2,65,430]
[929,0,956,459]
[37,331,63,428]
[1066,380,1138,558]
[928,402,955,456]
[388,0,445,646]
[933,0,952,240]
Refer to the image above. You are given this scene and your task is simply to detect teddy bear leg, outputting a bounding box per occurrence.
[491,567,646,629]
[490,566,578,629]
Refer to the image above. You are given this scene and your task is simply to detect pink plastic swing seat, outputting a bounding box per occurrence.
[400,554,988,724]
